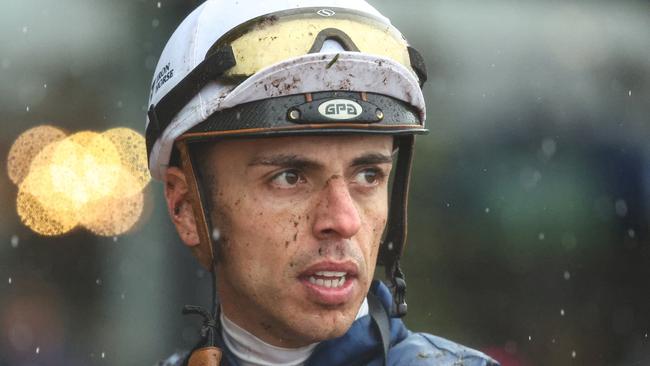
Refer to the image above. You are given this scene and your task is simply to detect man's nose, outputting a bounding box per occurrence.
[312,176,362,240]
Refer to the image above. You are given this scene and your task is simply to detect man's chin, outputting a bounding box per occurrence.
[291,313,356,344]
[271,278,369,345]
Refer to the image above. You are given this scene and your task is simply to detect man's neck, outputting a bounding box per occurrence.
[220,299,369,366]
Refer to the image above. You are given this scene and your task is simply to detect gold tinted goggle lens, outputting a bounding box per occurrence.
[209,8,413,78]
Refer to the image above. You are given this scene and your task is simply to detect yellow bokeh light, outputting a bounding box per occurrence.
[17,168,79,236]
[9,125,152,237]
[7,125,66,185]
[102,127,151,195]
[82,192,144,237]
[33,132,123,207]
[80,167,144,236]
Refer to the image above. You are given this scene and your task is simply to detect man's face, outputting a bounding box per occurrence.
[202,135,393,347]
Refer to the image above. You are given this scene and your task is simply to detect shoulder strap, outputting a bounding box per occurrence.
[367,293,391,366]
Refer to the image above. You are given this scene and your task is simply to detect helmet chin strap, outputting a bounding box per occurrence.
[176,140,224,366]
[380,134,415,318]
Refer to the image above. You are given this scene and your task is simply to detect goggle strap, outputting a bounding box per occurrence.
[147,46,237,158]
[307,28,361,53]
[176,140,218,270]
[407,46,428,87]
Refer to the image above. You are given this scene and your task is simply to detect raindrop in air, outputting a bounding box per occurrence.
[571,350,577,358]
[628,229,636,238]
[560,309,565,316]
[113,236,118,242]
[22,26,28,34]
[8,277,12,284]
[538,232,545,241]
[528,335,532,341]
[35,346,40,354]
[101,352,106,359]
[11,235,19,248]
[212,228,221,241]
[563,270,571,280]
[628,90,632,96]
[26,106,30,112]
[96,278,102,286]
[484,207,490,213]
[43,84,47,89]
[120,293,126,300]
[157,1,162,8]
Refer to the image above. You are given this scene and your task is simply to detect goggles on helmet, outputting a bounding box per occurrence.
[211,8,422,79]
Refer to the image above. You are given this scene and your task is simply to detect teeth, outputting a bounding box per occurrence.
[315,271,346,277]
[308,275,347,288]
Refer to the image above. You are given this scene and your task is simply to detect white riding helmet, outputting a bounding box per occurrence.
[145,0,428,317]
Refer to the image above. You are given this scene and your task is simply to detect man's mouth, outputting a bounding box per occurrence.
[307,271,347,289]
[299,261,359,305]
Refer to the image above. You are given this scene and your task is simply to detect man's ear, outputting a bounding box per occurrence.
[164,167,200,247]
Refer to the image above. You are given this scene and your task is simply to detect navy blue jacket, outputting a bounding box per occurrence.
[157,281,499,366]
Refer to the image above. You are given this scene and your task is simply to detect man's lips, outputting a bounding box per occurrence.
[298,261,359,305]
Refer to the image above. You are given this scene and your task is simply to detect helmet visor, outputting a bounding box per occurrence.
[208,7,414,78]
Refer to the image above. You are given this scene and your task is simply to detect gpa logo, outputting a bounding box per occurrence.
[318,99,363,120]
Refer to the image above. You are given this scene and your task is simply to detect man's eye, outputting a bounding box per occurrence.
[354,168,384,186]
[270,170,304,188]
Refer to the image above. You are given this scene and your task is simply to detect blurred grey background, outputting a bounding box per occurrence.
[0,1,648,365]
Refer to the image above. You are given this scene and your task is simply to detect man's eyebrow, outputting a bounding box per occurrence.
[351,153,393,167]
[248,154,323,170]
